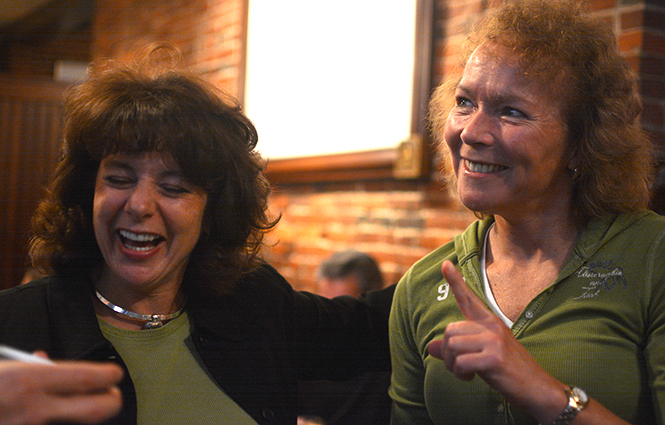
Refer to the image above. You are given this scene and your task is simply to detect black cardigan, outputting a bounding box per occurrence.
[0,264,393,425]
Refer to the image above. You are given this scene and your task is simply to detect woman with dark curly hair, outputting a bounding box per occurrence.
[30,49,273,289]
[390,1,664,424]
[0,46,391,425]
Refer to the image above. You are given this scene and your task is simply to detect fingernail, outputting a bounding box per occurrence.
[427,340,443,358]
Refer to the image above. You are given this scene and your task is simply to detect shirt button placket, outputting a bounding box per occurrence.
[495,401,507,425]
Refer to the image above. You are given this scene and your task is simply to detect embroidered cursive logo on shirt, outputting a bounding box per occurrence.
[573,260,626,299]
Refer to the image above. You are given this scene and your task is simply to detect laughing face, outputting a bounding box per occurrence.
[93,152,208,292]
[443,42,574,220]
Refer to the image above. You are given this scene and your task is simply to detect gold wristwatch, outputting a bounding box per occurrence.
[549,386,588,425]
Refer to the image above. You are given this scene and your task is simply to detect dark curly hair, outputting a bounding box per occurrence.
[30,45,278,292]
[429,0,655,222]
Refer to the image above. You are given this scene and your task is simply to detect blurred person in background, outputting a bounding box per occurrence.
[316,250,384,298]
[298,250,392,425]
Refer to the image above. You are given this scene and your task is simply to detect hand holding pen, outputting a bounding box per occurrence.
[0,345,123,425]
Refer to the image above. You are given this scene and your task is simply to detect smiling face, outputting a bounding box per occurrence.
[443,42,575,221]
[93,152,208,294]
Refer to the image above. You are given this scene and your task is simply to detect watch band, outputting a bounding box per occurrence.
[549,386,588,425]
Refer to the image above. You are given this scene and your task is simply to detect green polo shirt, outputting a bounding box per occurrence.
[389,212,665,425]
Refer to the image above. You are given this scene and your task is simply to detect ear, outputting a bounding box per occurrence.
[567,154,581,182]
[567,157,578,172]
[566,144,579,173]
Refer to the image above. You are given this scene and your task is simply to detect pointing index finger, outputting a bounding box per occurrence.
[442,260,491,322]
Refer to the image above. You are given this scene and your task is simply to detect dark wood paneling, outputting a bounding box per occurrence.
[0,76,67,288]
[265,149,399,185]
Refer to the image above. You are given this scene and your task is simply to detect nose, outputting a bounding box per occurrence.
[124,182,156,219]
[459,109,495,146]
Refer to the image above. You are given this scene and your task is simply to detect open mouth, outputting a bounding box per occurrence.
[464,159,507,174]
[118,229,164,252]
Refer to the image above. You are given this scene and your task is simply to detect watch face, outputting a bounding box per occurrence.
[572,387,588,405]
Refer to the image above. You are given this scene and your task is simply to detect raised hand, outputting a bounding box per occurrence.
[427,261,567,421]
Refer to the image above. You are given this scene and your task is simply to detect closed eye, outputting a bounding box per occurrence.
[103,175,134,187]
[159,183,191,196]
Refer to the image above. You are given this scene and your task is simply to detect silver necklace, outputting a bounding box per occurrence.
[95,290,184,329]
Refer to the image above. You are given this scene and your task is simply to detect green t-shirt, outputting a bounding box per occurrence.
[99,312,258,425]
[389,212,665,425]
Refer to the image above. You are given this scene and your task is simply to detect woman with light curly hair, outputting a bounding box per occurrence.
[389,1,663,424]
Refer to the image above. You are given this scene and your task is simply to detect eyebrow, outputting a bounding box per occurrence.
[99,159,134,174]
[456,85,537,108]
[100,158,186,179]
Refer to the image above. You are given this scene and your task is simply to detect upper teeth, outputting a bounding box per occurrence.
[465,160,504,174]
[119,229,159,242]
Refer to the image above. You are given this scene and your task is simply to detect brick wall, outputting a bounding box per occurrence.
[616,1,665,151]
[263,180,475,289]
[94,0,246,99]
[92,0,664,290]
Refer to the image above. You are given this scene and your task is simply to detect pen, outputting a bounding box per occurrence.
[0,345,53,364]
